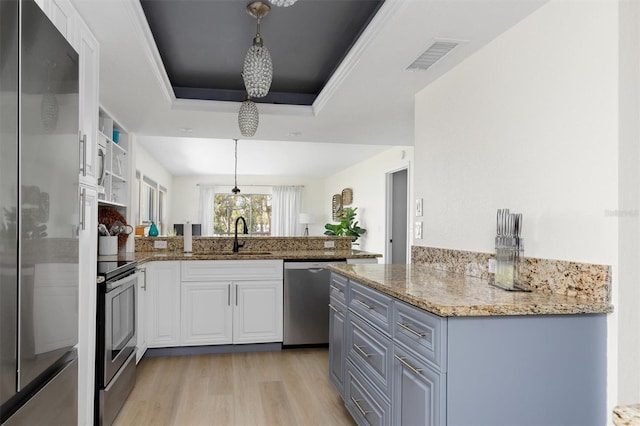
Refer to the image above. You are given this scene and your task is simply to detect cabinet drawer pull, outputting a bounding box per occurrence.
[228,283,231,306]
[394,355,423,376]
[330,285,343,294]
[350,397,370,417]
[353,344,371,358]
[355,299,373,310]
[328,303,341,314]
[396,322,426,338]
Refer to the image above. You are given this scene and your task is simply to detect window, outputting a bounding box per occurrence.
[213,194,271,235]
[137,172,168,234]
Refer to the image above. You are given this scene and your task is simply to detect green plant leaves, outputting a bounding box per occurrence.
[323,207,367,241]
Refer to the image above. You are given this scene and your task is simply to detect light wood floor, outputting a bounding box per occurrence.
[113,348,355,426]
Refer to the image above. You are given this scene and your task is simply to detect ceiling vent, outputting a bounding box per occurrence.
[406,41,459,71]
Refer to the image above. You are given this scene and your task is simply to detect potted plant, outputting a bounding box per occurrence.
[324,207,367,244]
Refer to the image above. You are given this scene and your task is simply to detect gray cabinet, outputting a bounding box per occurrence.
[392,345,445,426]
[345,360,391,426]
[347,313,392,396]
[329,272,607,426]
[329,294,347,396]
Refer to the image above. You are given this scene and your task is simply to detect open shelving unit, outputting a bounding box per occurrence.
[97,107,129,208]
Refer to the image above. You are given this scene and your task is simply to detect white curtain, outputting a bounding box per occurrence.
[271,186,302,236]
[198,185,215,236]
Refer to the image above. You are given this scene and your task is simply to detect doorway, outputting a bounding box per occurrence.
[386,168,408,264]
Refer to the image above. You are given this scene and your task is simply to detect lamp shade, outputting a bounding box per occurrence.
[299,213,315,225]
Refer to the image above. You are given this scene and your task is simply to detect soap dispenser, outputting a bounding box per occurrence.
[148,221,159,237]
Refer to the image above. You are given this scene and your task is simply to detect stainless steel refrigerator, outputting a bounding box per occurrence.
[1,0,80,423]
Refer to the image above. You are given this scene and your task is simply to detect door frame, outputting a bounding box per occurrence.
[385,165,411,264]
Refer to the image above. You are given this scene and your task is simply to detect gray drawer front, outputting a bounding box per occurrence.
[393,300,447,371]
[348,313,392,397]
[349,281,393,335]
[345,360,391,426]
[330,273,348,305]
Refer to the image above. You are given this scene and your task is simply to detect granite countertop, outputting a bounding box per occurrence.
[614,404,640,425]
[115,249,381,264]
[329,263,613,317]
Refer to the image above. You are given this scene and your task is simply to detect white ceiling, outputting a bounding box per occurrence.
[72,0,547,177]
[138,136,396,177]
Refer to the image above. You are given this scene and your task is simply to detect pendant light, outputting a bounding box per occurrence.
[238,97,259,137]
[242,1,272,98]
[231,139,241,194]
[41,61,59,131]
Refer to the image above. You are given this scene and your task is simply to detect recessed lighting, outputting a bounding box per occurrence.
[180,127,193,133]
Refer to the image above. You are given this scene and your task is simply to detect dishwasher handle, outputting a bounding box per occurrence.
[284,260,347,270]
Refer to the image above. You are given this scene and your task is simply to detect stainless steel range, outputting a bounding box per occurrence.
[96,260,138,426]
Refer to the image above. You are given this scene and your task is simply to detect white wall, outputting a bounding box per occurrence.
[171,175,325,236]
[323,146,413,261]
[414,0,629,413]
[134,141,174,227]
[617,0,640,405]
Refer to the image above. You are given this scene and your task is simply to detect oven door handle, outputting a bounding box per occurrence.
[106,272,138,292]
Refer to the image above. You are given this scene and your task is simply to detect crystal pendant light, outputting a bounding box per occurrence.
[41,61,58,131]
[238,98,259,137]
[269,0,297,7]
[242,2,272,98]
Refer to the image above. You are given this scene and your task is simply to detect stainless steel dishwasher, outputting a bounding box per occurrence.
[284,260,346,346]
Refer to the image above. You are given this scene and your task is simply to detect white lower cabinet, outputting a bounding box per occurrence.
[181,260,283,345]
[146,261,181,347]
[136,267,148,361]
[181,281,233,345]
[233,280,283,343]
[145,260,283,348]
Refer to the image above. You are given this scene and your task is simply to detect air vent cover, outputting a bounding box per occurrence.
[407,41,459,71]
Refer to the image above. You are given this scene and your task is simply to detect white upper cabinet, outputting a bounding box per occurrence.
[36,0,77,49]
[76,17,99,185]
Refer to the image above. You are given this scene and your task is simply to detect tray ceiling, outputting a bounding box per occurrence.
[140,0,383,106]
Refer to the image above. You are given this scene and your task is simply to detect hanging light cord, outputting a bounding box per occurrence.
[232,139,240,194]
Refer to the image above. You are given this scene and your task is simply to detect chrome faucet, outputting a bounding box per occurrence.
[233,216,248,253]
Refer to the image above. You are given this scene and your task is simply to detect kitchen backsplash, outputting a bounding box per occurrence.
[411,246,611,303]
[135,236,355,253]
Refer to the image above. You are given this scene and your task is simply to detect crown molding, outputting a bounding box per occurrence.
[312,0,408,115]
[124,0,176,104]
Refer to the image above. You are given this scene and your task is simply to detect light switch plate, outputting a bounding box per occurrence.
[154,240,167,249]
[415,198,423,217]
[324,240,335,249]
[415,221,423,239]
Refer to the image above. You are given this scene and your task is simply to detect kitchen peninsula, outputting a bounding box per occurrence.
[327,247,612,426]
